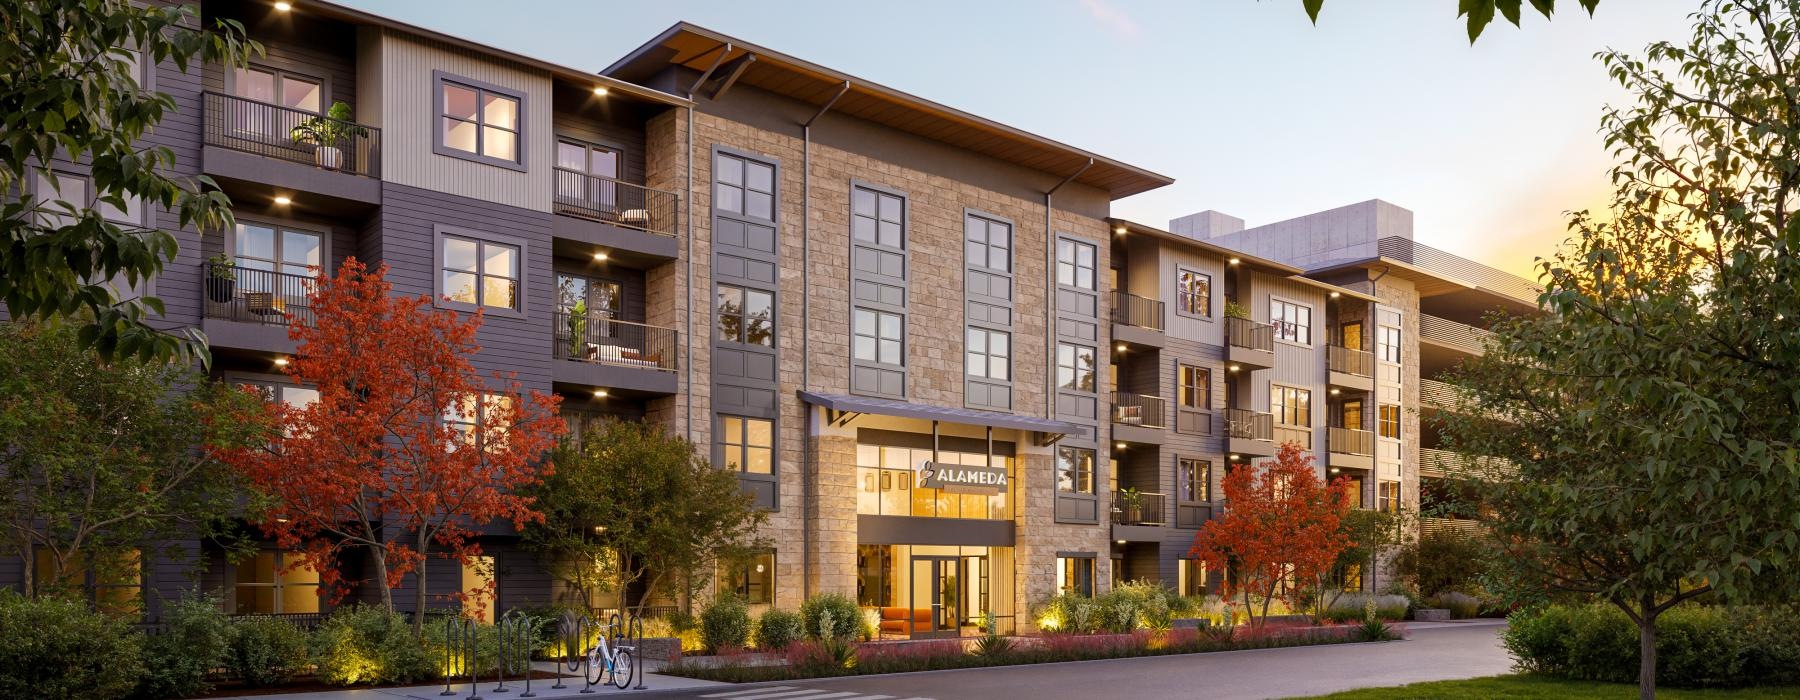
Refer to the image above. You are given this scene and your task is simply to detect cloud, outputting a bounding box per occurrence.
[1080,0,1140,38]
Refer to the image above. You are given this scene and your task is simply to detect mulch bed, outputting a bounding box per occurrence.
[188,670,573,698]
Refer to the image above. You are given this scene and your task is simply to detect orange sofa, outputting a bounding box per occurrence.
[878,607,933,636]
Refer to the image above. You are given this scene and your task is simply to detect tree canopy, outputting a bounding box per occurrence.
[1190,443,1353,626]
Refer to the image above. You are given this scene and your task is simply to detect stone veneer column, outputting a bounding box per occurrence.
[807,410,859,604]
[642,106,689,437]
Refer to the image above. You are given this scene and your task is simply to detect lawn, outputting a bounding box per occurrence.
[1294,675,1800,699]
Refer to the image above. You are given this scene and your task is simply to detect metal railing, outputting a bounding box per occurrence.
[1109,290,1164,331]
[1329,345,1374,377]
[552,311,679,372]
[1420,314,1494,355]
[1420,378,1458,408]
[202,262,317,327]
[1328,427,1374,456]
[1226,315,1275,352]
[1420,517,1484,540]
[553,167,679,237]
[203,92,380,178]
[1376,236,1540,304]
[1225,407,1273,441]
[1111,490,1167,526]
[1110,392,1167,429]
[1421,447,1514,478]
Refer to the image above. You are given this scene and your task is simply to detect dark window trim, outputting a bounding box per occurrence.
[1270,382,1313,428]
[432,223,528,319]
[1174,265,1213,319]
[714,281,777,350]
[553,134,627,176]
[1177,362,1211,411]
[1055,235,1099,292]
[227,214,334,275]
[432,69,529,172]
[963,207,1015,273]
[715,412,777,484]
[848,179,909,399]
[711,145,781,227]
[225,59,330,115]
[1056,341,1099,395]
[963,207,1016,411]
[1269,294,1315,347]
[1177,455,1213,504]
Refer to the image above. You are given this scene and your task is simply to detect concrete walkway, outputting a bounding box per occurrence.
[205,668,728,700]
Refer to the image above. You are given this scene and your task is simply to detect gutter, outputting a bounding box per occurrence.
[798,79,851,601]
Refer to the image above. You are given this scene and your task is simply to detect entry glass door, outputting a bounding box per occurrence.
[909,556,960,639]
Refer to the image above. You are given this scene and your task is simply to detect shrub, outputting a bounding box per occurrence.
[1356,618,1399,641]
[699,594,752,653]
[799,592,861,640]
[135,593,231,699]
[1424,591,1480,619]
[0,590,143,700]
[1503,603,1800,689]
[754,608,804,651]
[1321,592,1409,622]
[1392,529,1491,596]
[311,605,434,685]
[227,616,310,687]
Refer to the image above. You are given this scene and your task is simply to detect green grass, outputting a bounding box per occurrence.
[1292,674,1800,699]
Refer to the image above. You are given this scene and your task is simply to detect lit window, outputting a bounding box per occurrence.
[1056,238,1096,290]
[1057,556,1095,597]
[1271,385,1312,427]
[440,235,519,310]
[1377,481,1400,513]
[233,551,320,615]
[720,550,775,605]
[1056,446,1094,494]
[1377,325,1402,363]
[1270,299,1312,345]
[966,327,1010,380]
[1177,559,1208,597]
[439,77,521,165]
[1378,404,1400,439]
[1179,458,1211,502]
[1056,343,1096,392]
[34,549,142,616]
[720,415,773,475]
[716,285,775,346]
[1177,268,1211,316]
[965,213,1011,271]
[1179,365,1209,409]
[442,393,513,452]
[461,555,496,624]
[853,308,904,365]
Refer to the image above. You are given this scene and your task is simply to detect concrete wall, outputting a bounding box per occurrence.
[1180,199,1415,270]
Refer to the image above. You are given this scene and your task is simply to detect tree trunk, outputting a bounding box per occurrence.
[1639,606,1658,700]
[371,552,394,613]
[412,557,429,638]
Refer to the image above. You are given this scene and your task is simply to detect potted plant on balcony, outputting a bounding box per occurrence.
[565,299,588,359]
[290,101,367,171]
[205,253,236,303]
[1118,487,1144,524]
[1225,299,1249,320]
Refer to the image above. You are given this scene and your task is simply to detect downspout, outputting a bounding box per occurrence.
[683,44,731,443]
[1044,159,1094,419]
[798,80,850,600]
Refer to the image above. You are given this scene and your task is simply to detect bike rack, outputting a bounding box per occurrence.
[441,615,482,700]
[495,609,536,697]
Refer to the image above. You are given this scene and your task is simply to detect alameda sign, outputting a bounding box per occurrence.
[918,461,1007,494]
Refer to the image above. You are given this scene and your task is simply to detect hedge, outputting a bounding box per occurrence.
[1503,603,1800,688]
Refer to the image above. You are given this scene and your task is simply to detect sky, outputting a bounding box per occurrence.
[336,0,1702,279]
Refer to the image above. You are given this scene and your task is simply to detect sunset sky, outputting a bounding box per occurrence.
[338,0,1701,280]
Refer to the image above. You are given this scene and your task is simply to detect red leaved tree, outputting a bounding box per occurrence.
[222,259,564,633]
[1190,442,1354,626]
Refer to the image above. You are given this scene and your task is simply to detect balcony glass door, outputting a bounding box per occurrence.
[229,66,322,139]
[557,274,623,360]
[557,139,621,214]
[908,555,960,639]
[233,222,322,323]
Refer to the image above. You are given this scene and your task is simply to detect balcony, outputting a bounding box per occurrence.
[1420,377,1458,409]
[551,168,680,263]
[1109,290,1164,348]
[1420,517,1484,540]
[1110,392,1167,444]
[200,262,313,353]
[1224,316,1275,371]
[1421,447,1514,479]
[551,311,679,394]
[201,92,381,207]
[1111,490,1168,542]
[1328,427,1374,469]
[1420,314,1493,356]
[1376,237,1540,306]
[1224,407,1275,458]
[1328,345,1376,393]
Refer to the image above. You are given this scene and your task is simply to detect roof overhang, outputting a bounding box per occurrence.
[799,390,1088,443]
[606,23,1175,199]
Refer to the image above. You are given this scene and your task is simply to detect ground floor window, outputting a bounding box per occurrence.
[234,551,319,615]
[1177,558,1208,597]
[857,544,1015,637]
[1333,563,1364,592]
[1378,480,1400,513]
[461,555,496,623]
[35,549,142,616]
[720,549,775,605]
[1057,555,1095,597]
[855,442,1014,520]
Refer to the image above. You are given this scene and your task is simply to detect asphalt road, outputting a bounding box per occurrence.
[634,620,1512,700]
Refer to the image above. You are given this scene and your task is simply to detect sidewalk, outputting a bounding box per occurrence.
[205,666,728,700]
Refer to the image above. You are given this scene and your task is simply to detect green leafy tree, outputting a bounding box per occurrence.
[522,418,768,619]
[1299,0,1600,42]
[0,323,269,600]
[1316,506,1410,619]
[1436,3,1800,696]
[1,0,260,364]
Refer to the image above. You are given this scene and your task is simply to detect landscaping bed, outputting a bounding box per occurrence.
[1297,674,1800,699]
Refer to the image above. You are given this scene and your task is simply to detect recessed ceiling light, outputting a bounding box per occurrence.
[593,251,608,261]
[1330,291,1341,298]
[1228,365,1240,372]
[273,357,289,366]
[1228,258,1240,265]
[1115,539,1126,545]
[273,195,292,206]
[1330,388,1341,395]
[273,1,292,11]
[1229,454,1240,460]
[593,86,609,96]
[593,389,609,398]
[1113,226,1126,235]
[1114,442,1126,450]
[1115,344,1127,352]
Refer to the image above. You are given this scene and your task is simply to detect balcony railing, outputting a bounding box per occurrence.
[1376,236,1540,304]
[1109,290,1164,331]
[1420,517,1484,540]
[1328,427,1374,456]
[203,92,381,178]
[1224,408,1273,441]
[1111,490,1167,526]
[1420,378,1458,408]
[552,311,678,372]
[552,167,679,238]
[202,262,316,327]
[1329,345,1374,377]
[1421,447,1515,478]
[1225,316,1275,352]
[1110,392,1167,429]
[1420,314,1494,355]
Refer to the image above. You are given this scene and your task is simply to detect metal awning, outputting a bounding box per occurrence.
[798,390,1088,442]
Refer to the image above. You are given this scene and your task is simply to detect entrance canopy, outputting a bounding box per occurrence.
[797,390,1088,444]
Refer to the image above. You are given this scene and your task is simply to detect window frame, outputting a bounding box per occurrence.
[964,211,1013,272]
[965,326,1011,381]
[1056,342,1097,393]
[1270,384,1313,428]
[1376,324,1402,363]
[718,414,774,476]
[1178,364,1210,409]
[720,550,776,605]
[1377,403,1401,439]
[229,215,330,279]
[852,307,905,367]
[1178,457,1212,503]
[1056,238,1097,290]
[1056,555,1097,597]
[1176,267,1212,318]
[226,61,327,115]
[716,283,776,348]
[231,549,321,616]
[713,149,778,223]
[1056,445,1095,494]
[433,225,526,318]
[1377,480,1401,513]
[432,70,529,172]
[1269,296,1313,346]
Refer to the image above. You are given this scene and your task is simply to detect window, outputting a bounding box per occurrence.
[1376,324,1402,363]
[716,284,774,346]
[1179,365,1210,409]
[240,381,320,409]
[231,65,322,112]
[1177,559,1208,597]
[555,139,621,209]
[1056,446,1094,494]
[720,550,775,605]
[1179,458,1211,502]
[1341,399,1365,431]
[856,444,1015,520]
[852,185,905,248]
[720,415,773,475]
[32,170,142,227]
[965,327,1010,380]
[440,234,519,311]
[233,551,320,615]
[1056,343,1096,392]
[556,273,622,317]
[1271,385,1312,427]
[436,73,524,168]
[1177,268,1211,316]
[34,549,143,615]
[1057,556,1095,597]
[715,151,775,221]
[1377,480,1400,513]
[1056,238,1096,289]
[235,221,323,278]
[1270,299,1312,345]
[461,555,496,624]
[965,213,1011,271]
[556,139,619,179]
[1340,321,1363,351]
[853,308,903,366]
[1377,404,1400,439]
[443,393,513,452]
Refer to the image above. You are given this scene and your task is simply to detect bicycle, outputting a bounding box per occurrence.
[583,621,635,690]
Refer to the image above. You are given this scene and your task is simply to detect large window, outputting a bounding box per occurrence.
[440,234,519,311]
[1377,404,1400,439]
[32,170,142,227]
[720,550,775,605]
[855,444,1015,520]
[1177,268,1211,316]
[1056,343,1097,392]
[715,152,776,221]
[235,222,323,278]
[461,555,496,623]
[1179,458,1211,502]
[853,308,904,366]
[1177,559,1208,597]
[720,415,773,475]
[1056,238,1096,290]
[1179,365,1210,409]
[1271,385,1312,427]
[1057,556,1096,597]
[965,213,1011,271]
[437,73,523,168]
[1056,446,1095,494]
[965,327,1010,380]
[232,65,321,113]
[716,285,774,346]
[1270,298,1312,345]
[1377,480,1400,513]
[35,549,142,616]
[233,551,320,615]
[443,393,513,452]
[852,185,904,248]
[1376,324,1402,363]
